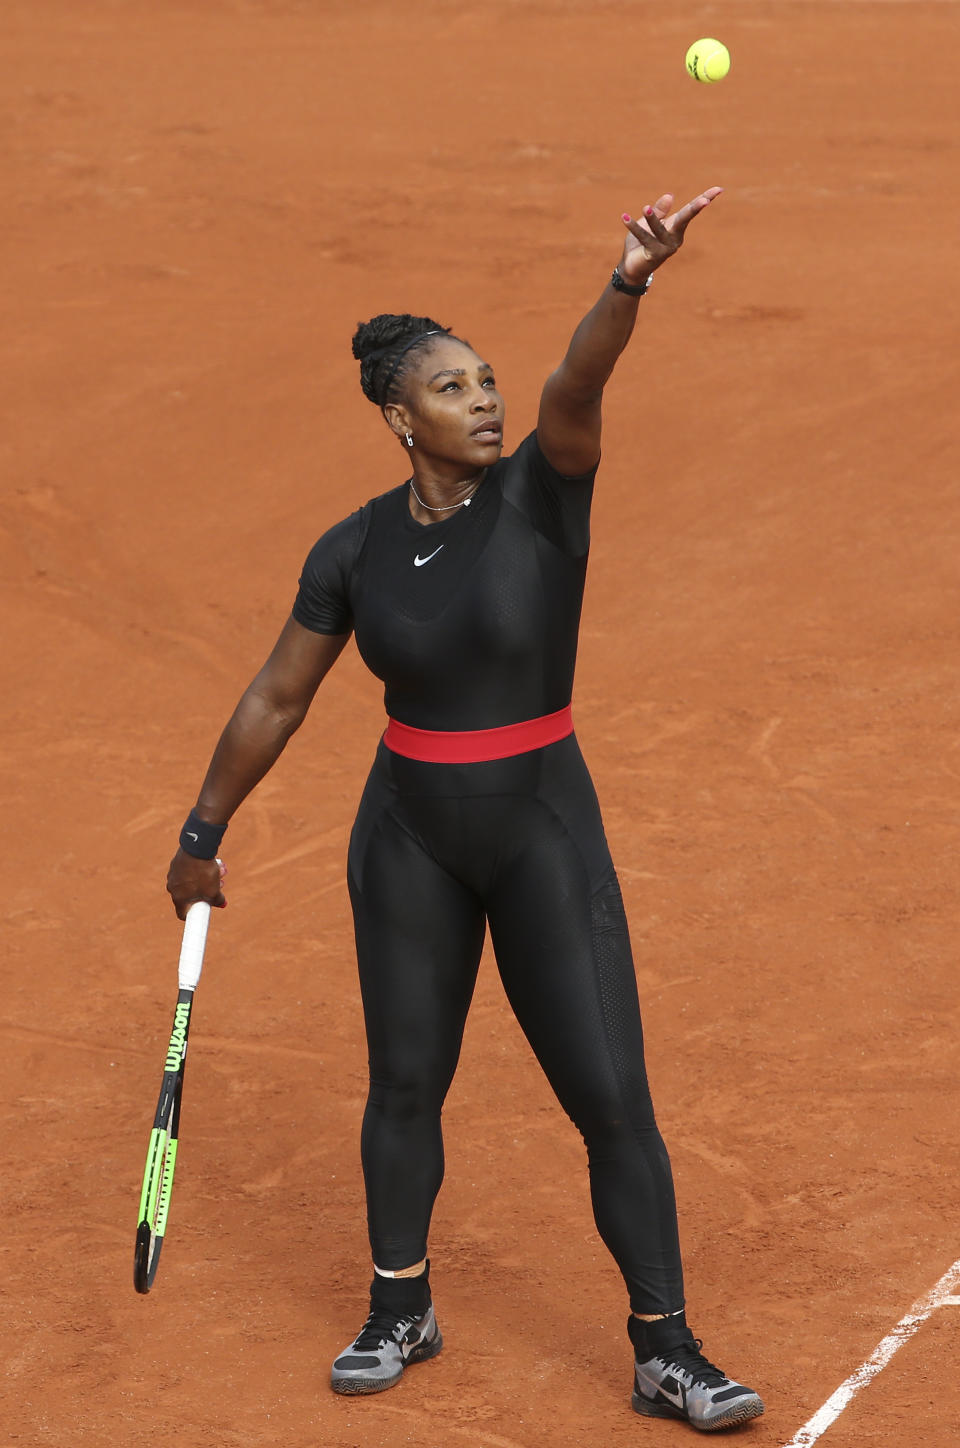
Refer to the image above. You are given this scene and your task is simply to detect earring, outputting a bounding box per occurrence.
[405,432,414,448]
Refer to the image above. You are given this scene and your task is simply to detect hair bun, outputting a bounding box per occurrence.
[352,314,424,362]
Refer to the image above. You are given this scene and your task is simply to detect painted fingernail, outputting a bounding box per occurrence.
[643,206,654,217]
[621,213,632,223]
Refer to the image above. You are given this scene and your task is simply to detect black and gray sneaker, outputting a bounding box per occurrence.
[629,1313,764,1432]
[331,1269,442,1395]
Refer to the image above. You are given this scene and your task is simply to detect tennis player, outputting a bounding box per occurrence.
[167,190,764,1431]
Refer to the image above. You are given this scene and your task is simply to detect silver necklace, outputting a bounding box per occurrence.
[408,474,482,513]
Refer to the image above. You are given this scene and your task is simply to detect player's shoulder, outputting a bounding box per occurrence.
[303,505,361,560]
[500,428,598,486]
[499,428,540,473]
[498,429,596,555]
[303,478,405,557]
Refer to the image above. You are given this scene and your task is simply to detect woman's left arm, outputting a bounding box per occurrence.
[537,188,722,476]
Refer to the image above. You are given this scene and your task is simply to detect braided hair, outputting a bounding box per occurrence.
[352,313,457,411]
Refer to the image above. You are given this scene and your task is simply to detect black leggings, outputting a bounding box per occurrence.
[346,734,684,1314]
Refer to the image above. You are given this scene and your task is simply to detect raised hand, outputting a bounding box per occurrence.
[619,188,723,285]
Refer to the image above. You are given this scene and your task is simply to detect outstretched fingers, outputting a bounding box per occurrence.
[668,186,723,237]
[622,196,672,241]
[639,205,672,244]
[620,187,722,251]
[619,185,722,279]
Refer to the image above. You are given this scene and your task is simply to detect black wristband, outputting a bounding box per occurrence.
[179,809,227,859]
[611,265,653,298]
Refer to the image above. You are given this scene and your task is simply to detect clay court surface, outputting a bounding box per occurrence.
[3,1,958,1443]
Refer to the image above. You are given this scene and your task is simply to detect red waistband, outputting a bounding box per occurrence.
[383,705,574,764]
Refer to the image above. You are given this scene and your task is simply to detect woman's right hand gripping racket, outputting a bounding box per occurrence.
[134,900,211,1294]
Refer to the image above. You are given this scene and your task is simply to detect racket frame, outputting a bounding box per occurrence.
[134,900,211,1294]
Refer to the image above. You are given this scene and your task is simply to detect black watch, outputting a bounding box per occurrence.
[611,265,653,298]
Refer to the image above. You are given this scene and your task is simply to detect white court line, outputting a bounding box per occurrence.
[780,1256,960,1448]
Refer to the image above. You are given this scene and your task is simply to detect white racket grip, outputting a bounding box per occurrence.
[178,901,212,991]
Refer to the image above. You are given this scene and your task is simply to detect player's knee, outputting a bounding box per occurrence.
[367,1070,447,1124]
[574,1089,659,1151]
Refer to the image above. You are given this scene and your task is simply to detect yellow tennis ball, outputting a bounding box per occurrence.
[685,38,731,84]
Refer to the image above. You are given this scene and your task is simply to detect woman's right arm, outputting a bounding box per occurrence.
[166,616,350,917]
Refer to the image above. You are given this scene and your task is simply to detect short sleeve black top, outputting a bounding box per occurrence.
[293,430,597,732]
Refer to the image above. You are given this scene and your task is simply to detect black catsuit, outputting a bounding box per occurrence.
[293,431,684,1313]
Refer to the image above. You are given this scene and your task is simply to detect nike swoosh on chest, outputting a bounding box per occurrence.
[413,545,444,567]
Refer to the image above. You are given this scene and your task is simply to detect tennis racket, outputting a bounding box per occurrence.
[134,900,211,1294]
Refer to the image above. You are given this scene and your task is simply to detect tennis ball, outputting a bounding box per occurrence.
[685,38,731,84]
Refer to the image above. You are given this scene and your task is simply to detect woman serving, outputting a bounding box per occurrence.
[166,188,764,1432]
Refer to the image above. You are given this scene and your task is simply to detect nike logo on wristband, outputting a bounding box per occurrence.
[186,832,199,841]
[414,546,444,567]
